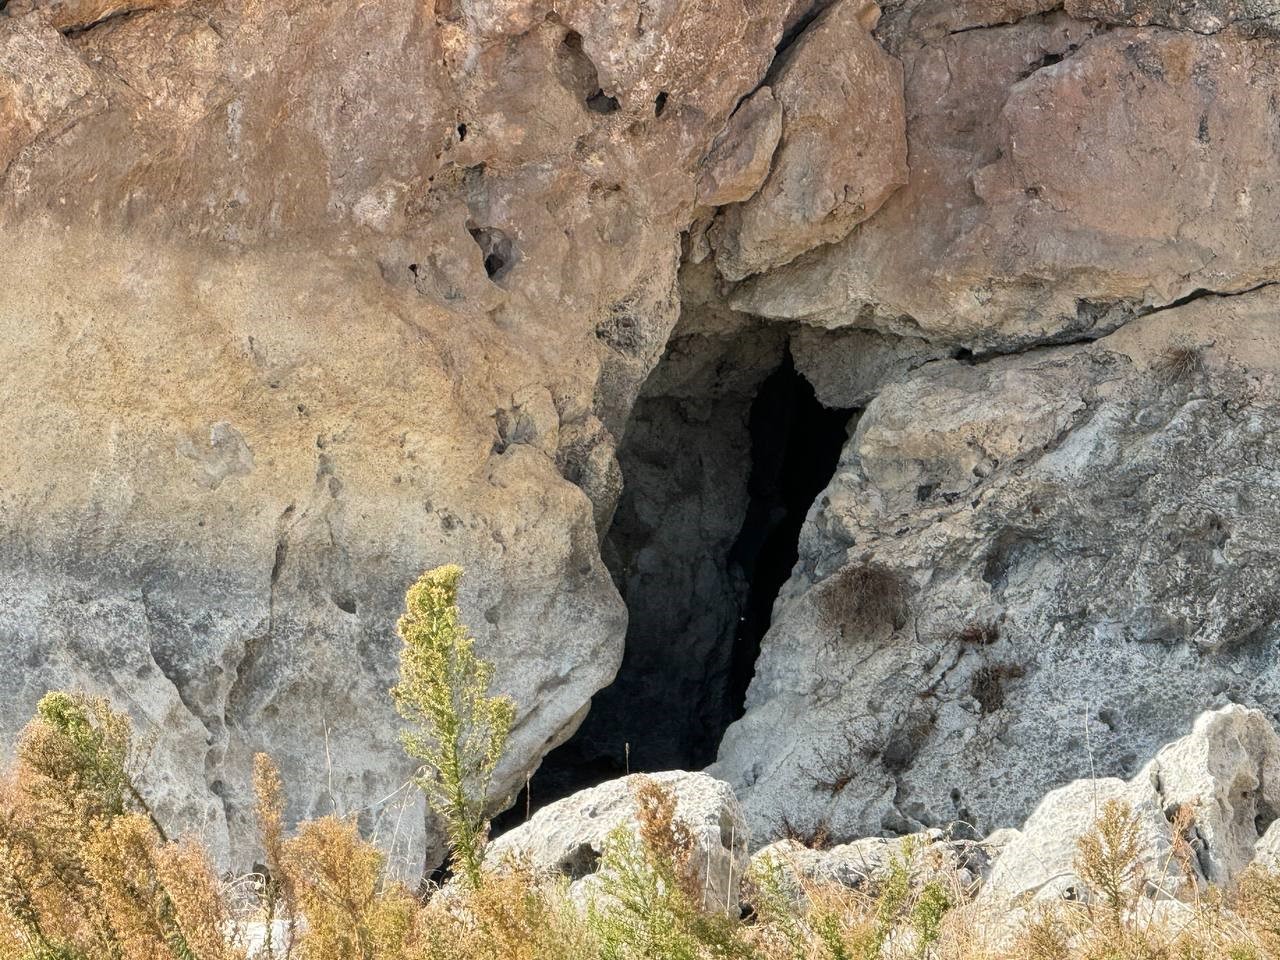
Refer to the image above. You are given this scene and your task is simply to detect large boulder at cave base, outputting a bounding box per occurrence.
[484,771,750,915]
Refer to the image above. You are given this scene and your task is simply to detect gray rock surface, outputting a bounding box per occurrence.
[486,771,750,914]
[714,289,1280,848]
[752,829,993,902]
[8,0,1280,892]
[982,705,1280,902]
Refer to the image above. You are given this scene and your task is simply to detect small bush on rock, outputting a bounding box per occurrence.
[817,565,911,639]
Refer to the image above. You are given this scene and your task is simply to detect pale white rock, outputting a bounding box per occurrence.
[485,771,750,914]
[1255,821,1280,872]
[1134,704,1280,886]
[983,705,1280,903]
[751,829,993,904]
[981,778,1177,904]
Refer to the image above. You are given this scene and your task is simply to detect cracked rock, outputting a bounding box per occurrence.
[733,13,1280,348]
[696,86,783,207]
[713,286,1280,849]
[711,0,908,281]
[982,704,1280,902]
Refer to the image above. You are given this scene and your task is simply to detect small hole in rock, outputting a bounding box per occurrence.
[653,90,668,116]
[408,262,420,277]
[558,843,601,880]
[586,89,620,114]
[456,122,467,141]
[467,223,518,282]
[333,593,357,615]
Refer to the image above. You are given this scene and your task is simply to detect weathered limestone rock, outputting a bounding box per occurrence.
[0,0,795,872]
[733,12,1280,347]
[696,86,783,208]
[1255,820,1280,871]
[1063,0,1280,31]
[10,0,1280,895]
[983,705,1280,901]
[752,830,993,903]
[0,15,94,172]
[486,771,750,914]
[714,287,1280,849]
[790,325,950,409]
[7,0,188,32]
[711,0,908,281]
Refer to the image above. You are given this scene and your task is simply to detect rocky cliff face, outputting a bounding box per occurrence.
[4,0,1280,872]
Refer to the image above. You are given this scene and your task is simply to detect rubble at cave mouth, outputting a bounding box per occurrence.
[495,341,853,831]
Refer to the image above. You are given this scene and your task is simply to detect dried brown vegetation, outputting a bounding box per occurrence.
[969,662,1026,715]
[2,693,1279,960]
[817,564,912,638]
[1152,338,1207,385]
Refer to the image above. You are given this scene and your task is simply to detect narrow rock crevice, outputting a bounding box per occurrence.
[60,5,148,36]
[495,332,853,829]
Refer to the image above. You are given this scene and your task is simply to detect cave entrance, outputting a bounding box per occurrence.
[494,338,853,829]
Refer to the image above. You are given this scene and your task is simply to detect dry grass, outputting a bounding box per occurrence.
[817,564,912,638]
[969,663,1026,715]
[956,622,1000,647]
[1152,338,1207,385]
[1,700,1278,960]
[0,573,1272,960]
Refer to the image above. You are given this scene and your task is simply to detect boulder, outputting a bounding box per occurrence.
[751,829,993,904]
[696,86,783,208]
[710,0,908,280]
[486,771,750,914]
[983,705,1280,902]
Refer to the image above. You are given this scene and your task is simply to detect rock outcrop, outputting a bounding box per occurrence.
[7,0,1280,883]
[713,289,1280,847]
[733,7,1280,347]
[486,771,750,914]
[483,707,1280,915]
[0,0,811,870]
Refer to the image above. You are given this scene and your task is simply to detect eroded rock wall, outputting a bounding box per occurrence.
[6,0,1280,870]
[699,0,1280,849]
[0,0,803,869]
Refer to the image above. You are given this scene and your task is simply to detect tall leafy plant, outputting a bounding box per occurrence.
[392,564,515,889]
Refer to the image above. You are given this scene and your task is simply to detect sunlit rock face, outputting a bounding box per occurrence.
[7,0,1280,874]
[0,0,800,870]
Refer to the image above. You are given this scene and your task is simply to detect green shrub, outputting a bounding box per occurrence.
[391,564,516,890]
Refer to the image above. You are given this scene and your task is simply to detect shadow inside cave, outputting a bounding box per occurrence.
[492,343,853,834]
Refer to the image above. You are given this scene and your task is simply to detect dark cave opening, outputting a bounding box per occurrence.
[493,344,852,832]
[725,354,853,715]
